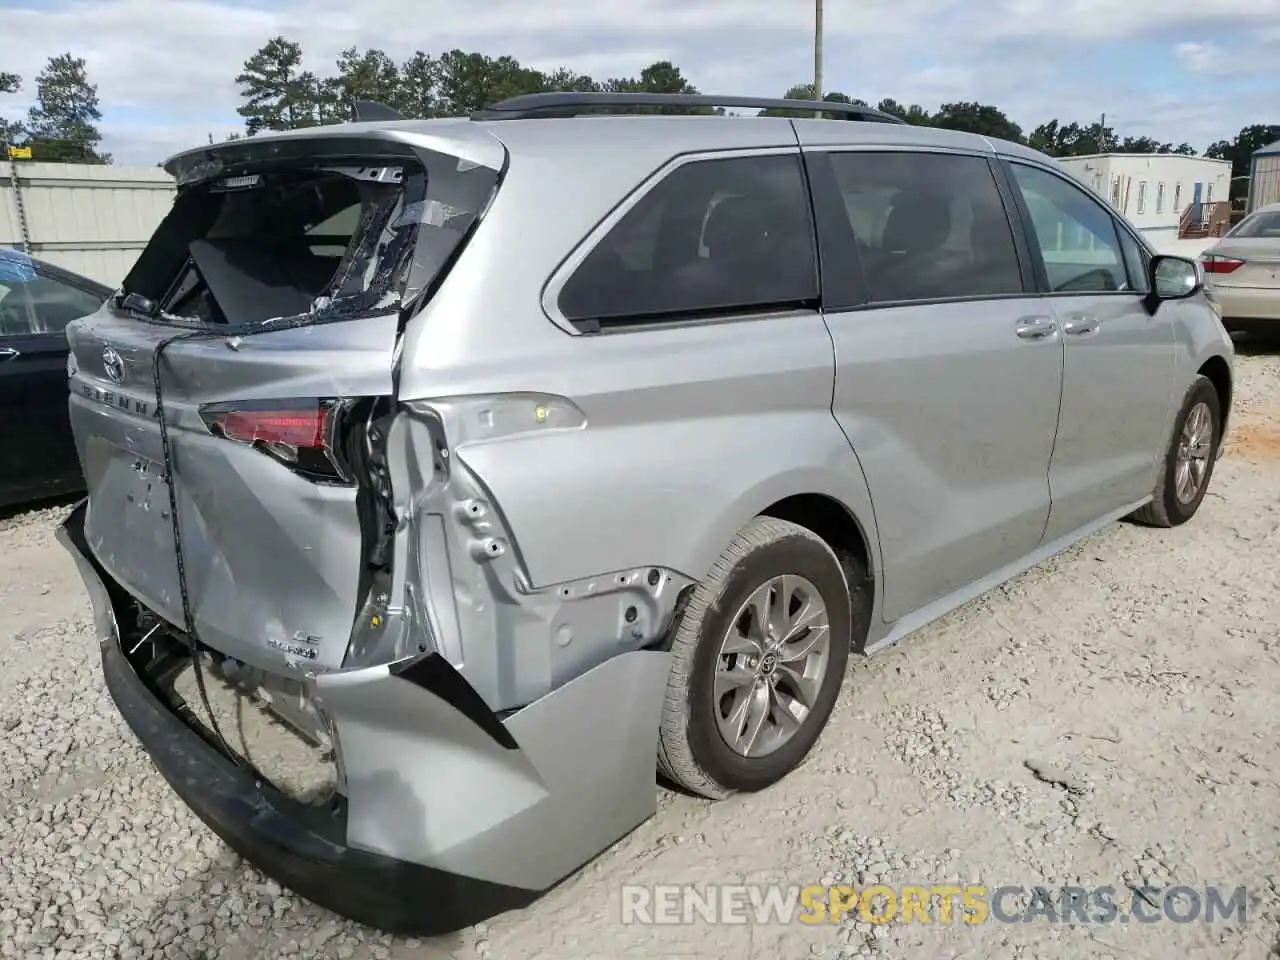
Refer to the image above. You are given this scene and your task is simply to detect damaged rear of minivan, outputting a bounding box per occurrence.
[70,126,503,679]
[56,121,671,933]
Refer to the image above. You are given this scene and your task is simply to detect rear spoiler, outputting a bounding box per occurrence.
[162,125,506,188]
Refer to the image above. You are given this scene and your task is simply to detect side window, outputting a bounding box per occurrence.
[826,151,1024,304]
[0,280,34,336]
[1116,225,1151,293]
[557,154,816,325]
[0,263,103,336]
[1009,163,1129,294]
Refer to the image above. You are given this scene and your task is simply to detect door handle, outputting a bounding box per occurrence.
[0,346,19,361]
[1062,314,1099,336]
[1015,316,1057,340]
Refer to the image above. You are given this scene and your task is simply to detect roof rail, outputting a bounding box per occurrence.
[471,92,906,124]
[352,99,403,123]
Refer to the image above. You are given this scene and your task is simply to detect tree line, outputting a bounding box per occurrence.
[2,39,1277,189]
[1,55,110,163]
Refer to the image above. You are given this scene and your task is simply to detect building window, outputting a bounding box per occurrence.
[1206,183,1214,203]
[1137,181,1148,214]
[1174,182,1182,213]
[1110,175,1121,208]
[1156,182,1166,214]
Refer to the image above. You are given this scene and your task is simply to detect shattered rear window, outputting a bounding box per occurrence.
[118,151,500,329]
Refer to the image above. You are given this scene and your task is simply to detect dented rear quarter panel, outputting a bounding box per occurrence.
[394,118,883,593]
[441,319,874,589]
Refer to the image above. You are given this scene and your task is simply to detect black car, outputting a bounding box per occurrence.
[0,248,112,508]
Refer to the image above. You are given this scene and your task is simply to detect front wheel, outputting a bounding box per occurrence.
[656,517,855,800]
[1130,375,1223,528]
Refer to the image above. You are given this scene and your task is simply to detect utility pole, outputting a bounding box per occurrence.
[814,0,824,119]
[1098,112,1106,153]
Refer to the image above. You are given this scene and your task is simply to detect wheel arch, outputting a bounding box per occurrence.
[1197,352,1233,437]
[758,493,875,625]
[683,466,884,646]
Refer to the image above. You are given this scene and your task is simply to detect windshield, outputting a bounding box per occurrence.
[118,148,500,328]
[1228,211,1280,239]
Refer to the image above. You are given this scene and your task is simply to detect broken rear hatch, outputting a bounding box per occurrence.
[65,124,505,677]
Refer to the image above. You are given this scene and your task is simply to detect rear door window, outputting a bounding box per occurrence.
[824,151,1025,304]
[557,153,817,327]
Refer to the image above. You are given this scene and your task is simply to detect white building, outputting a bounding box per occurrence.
[1248,139,1280,213]
[1056,153,1232,240]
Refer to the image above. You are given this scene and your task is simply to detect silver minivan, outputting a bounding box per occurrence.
[58,92,1234,934]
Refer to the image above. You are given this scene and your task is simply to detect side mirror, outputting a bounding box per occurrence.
[1149,254,1203,301]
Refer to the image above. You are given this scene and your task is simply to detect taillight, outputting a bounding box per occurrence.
[218,408,327,447]
[200,398,354,483]
[1200,254,1244,275]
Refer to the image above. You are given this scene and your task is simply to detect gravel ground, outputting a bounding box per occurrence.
[2,349,1279,960]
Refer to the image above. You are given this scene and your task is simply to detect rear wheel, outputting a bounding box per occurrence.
[656,517,854,799]
[1130,375,1222,528]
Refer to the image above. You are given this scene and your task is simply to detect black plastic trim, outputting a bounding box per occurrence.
[993,156,1053,294]
[390,653,520,750]
[985,156,1039,295]
[57,505,540,936]
[353,99,402,123]
[800,149,871,311]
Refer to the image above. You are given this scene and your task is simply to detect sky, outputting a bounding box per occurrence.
[1,0,1279,166]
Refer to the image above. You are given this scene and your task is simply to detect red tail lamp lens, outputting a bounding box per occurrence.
[214,408,328,448]
[1200,255,1244,274]
[200,399,353,484]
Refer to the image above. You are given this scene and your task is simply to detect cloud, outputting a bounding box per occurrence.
[1175,41,1227,73]
[0,0,1277,164]
[1175,38,1280,76]
[981,0,1280,41]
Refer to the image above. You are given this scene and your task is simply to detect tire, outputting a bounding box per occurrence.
[656,517,856,800]
[1130,375,1223,528]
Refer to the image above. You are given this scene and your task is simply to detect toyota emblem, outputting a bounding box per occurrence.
[102,347,126,384]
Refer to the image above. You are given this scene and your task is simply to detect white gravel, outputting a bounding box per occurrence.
[2,350,1279,960]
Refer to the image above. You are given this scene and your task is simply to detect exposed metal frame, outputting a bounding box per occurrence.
[472,92,906,125]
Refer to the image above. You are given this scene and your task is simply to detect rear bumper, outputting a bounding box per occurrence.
[1209,284,1280,322]
[57,499,671,935]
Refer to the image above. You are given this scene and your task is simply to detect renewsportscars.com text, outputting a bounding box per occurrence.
[621,883,1249,926]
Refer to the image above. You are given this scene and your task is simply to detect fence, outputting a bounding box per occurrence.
[1,160,175,287]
